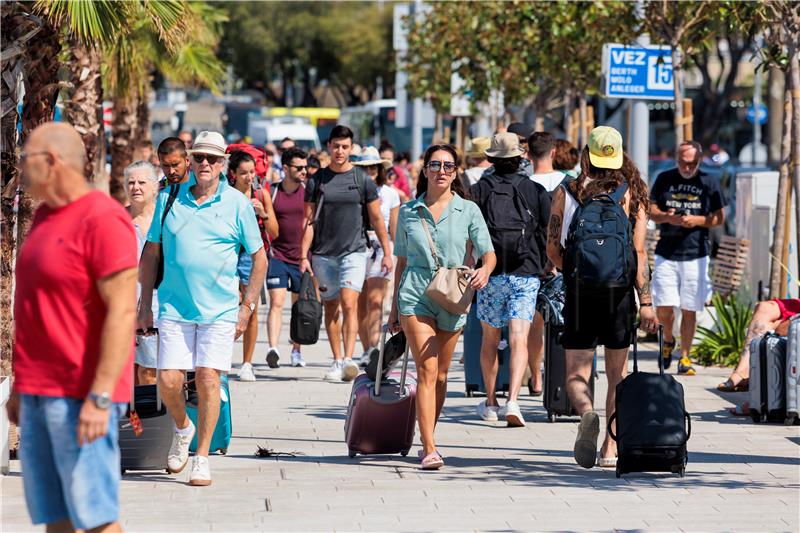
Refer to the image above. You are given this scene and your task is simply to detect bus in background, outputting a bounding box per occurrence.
[339,99,436,154]
[267,107,339,143]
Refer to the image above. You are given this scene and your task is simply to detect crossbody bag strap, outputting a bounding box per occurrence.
[416,206,441,270]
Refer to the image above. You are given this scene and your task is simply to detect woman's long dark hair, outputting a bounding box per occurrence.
[369,164,387,186]
[569,146,649,221]
[416,143,468,199]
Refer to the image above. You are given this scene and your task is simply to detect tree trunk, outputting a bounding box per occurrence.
[109,94,137,204]
[672,45,685,146]
[563,88,574,142]
[789,44,800,283]
[578,92,588,149]
[63,38,105,183]
[769,82,793,297]
[135,93,151,148]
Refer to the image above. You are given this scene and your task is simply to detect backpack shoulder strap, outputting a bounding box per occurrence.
[509,175,532,213]
[161,183,180,227]
[271,180,280,202]
[609,182,629,203]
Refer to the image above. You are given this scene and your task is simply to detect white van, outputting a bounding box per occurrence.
[247,117,321,151]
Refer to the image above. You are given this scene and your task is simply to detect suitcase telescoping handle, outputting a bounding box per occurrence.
[373,324,411,397]
[131,327,162,413]
[631,323,664,375]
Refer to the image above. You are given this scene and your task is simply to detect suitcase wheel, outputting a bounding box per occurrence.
[547,411,556,423]
[466,390,474,398]
[401,449,410,457]
[615,467,621,479]
[220,448,227,455]
[671,465,686,477]
[348,449,357,458]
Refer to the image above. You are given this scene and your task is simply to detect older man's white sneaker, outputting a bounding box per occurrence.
[188,456,212,486]
[167,421,195,474]
[238,362,256,382]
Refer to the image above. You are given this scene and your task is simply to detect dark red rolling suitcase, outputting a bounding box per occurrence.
[344,328,416,458]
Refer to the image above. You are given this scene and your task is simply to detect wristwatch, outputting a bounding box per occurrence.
[88,392,112,410]
[242,300,256,313]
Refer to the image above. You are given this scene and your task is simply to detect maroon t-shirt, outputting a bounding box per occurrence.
[271,182,305,264]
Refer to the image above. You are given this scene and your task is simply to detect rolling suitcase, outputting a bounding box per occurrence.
[609,326,690,478]
[463,304,511,397]
[787,319,800,425]
[345,327,417,458]
[119,329,173,473]
[543,322,594,422]
[186,372,232,455]
[749,333,787,423]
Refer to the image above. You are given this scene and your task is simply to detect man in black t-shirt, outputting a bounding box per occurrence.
[470,132,551,427]
[300,125,393,383]
[650,141,726,375]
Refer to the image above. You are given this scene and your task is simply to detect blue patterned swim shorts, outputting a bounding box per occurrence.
[477,274,540,328]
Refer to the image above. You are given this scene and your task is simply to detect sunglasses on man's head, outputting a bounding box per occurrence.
[192,154,223,165]
[426,161,457,173]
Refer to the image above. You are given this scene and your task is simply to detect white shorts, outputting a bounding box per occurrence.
[365,239,393,280]
[157,318,236,372]
[652,255,711,312]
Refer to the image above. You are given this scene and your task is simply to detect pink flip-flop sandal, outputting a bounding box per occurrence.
[420,451,444,470]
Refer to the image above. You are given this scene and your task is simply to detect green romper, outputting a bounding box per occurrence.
[394,193,493,331]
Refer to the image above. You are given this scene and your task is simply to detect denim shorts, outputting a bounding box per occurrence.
[477,274,540,328]
[266,257,302,293]
[237,248,253,286]
[19,394,125,530]
[311,251,367,301]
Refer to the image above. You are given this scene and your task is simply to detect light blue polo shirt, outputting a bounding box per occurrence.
[147,175,263,323]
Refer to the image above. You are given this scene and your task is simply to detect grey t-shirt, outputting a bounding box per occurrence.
[305,166,379,256]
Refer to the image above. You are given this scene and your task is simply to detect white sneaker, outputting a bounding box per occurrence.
[266,347,281,368]
[188,456,212,486]
[341,358,359,382]
[359,350,371,368]
[324,361,343,382]
[238,362,256,382]
[504,401,526,427]
[477,400,499,421]
[291,349,306,367]
[167,421,196,474]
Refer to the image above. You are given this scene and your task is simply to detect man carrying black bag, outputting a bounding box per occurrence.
[290,271,323,346]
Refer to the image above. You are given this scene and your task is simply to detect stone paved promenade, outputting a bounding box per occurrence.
[2,307,799,532]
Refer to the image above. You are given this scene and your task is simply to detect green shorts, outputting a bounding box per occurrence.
[397,268,466,332]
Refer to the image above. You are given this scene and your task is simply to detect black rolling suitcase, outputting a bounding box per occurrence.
[538,274,594,422]
[462,304,511,397]
[119,329,173,473]
[609,326,691,478]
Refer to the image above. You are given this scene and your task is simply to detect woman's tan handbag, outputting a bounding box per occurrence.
[417,208,475,315]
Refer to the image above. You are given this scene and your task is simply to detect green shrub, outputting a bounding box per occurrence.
[691,293,754,367]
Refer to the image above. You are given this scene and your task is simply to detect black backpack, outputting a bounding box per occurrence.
[289,272,323,345]
[482,175,534,271]
[609,327,691,477]
[563,182,636,289]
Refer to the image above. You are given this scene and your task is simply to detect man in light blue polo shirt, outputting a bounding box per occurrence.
[138,131,267,486]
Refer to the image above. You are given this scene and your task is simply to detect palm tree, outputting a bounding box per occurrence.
[105,1,226,201]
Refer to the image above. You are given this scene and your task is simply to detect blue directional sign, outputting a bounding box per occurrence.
[746,103,768,125]
[602,44,674,100]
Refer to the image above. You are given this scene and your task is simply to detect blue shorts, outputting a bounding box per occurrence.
[266,257,302,293]
[477,274,540,328]
[237,249,253,285]
[311,252,367,301]
[19,394,125,530]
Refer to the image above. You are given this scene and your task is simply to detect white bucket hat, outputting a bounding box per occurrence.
[353,146,392,169]
[188,131,228,158]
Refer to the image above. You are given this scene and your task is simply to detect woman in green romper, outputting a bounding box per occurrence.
[388,144,496,470]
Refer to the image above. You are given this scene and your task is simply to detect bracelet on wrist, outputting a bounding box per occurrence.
[640,302,653,307]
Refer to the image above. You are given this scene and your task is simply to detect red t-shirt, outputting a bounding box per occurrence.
[13,191,138,403]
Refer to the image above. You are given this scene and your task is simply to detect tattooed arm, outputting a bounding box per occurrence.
[632,198,652,305]
[546,185,566,270]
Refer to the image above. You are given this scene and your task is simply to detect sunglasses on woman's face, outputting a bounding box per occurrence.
[192,153,223,165]
[426,161,456,173]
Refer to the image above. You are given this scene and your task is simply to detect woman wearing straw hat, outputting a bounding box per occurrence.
[353,147,402,367]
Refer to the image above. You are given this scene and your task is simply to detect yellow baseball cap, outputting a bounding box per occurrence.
[588,126,623,170]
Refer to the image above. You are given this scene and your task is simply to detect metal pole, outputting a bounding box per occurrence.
[411,0,424,161]
[630,0,650,183]
[752,41,762,167]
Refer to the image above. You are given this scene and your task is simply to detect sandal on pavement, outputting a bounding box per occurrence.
[597,454,617,468]
[420,451,444,470]
[718,372,748,392]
